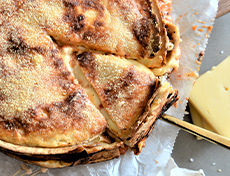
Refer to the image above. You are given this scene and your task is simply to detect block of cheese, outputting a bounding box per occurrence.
[189,56,230,138]
[189,102,216,140]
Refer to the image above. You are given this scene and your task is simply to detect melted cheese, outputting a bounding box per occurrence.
[151,54,179,76]
[73,63,120,133]
[60,47,120,133]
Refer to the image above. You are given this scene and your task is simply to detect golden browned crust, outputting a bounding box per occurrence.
[0,0,180,168]
[75,52,179,149]
[45,0,164,60]
[0,4,107,147]
[75,52,158,132]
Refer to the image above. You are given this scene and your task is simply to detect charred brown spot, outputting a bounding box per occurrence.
[54,58,64,68]
[7,33,45,56]
[64,12,86,32]
[65,90,86,104]
[60,71,71,78]
[0,94,5,101]
[65,92,78,103]
[61,82,71,90]
[103,69,137,105]
[94,21,105,27]
[76,52,97,78]
[72,15,85,32]
[63,0,105,32]
[166,26,173,40]
[99,103,104,109]
[122,70,135,88]
[151,35,160,55]
[77,52,93,67]
[133,18,151,49]
[161,90,179,114]
[63,1,86,32]
[83,31,94,40]
[51,48,58,56]
[63,0,78,8]
[132,12,161,57]
[78,15,85,21]
[3,120,16,131]
[7,36,28,54]
[82,0,105,11]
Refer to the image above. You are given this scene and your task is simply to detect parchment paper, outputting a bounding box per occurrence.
[0,0,218,175]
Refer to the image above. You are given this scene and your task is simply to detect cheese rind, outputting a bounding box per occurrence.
[189,56,230,138]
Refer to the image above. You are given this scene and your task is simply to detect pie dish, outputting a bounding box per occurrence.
[0,0,180,168]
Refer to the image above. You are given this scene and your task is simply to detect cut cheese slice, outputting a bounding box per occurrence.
[189,102,216,140]
[189,56,230,138]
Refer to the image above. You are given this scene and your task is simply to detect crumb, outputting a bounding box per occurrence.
[192,25,198,31]
[21,163,29,170]
[218,169,221,172]
[41,167,48,173]
[26,169,32,175]
[196,20,206,24]
[220,51,224,54]
[196,60,202,65]
[199,169,205,176]
[189,158,194,162]
[185,71,199,78]
[184,111,189,115]
[206,26,213,33]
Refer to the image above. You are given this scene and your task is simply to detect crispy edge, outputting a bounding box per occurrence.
[0,139,124,168]
[124,84,179,151]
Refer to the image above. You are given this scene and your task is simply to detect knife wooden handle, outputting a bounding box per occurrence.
[161,114,230,150]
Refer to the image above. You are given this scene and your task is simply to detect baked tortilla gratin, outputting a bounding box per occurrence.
[0,0,180,168]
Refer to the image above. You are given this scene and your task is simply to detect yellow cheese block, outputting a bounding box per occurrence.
[189,102,217,140]
[189,56,230,138]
